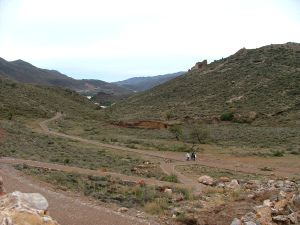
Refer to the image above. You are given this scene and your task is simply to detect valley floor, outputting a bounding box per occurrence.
[1,113,299,225]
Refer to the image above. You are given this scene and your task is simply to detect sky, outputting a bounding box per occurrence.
[0,0,299,82]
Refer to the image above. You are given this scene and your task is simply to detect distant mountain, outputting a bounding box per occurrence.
[111,42,300,124]
[114,72,186,92]
[0,58,132,96]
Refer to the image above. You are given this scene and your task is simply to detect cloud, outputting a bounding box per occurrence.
[0,0,299,80]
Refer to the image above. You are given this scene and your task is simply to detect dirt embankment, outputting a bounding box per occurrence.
[114,120,168,129]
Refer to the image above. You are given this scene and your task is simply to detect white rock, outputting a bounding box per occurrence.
[164,188,173,195]
[118,207,129,213]
[11,191,49,211]
[230,218,242,225]
[263,199,273,207]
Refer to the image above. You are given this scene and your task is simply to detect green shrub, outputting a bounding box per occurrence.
[271,150,284,157]
[160,174,178,183]
[220,112,234,121]
[144,198,169,215]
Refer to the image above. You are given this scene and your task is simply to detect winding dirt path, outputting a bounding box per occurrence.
[40,113,300,180]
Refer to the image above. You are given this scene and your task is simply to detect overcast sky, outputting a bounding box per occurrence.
[0,0,299,82]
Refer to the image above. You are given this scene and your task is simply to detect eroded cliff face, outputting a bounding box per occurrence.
[0,176,59,225]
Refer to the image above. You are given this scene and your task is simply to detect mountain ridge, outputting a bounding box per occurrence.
[114,71,186,92]
[0,57,132,96]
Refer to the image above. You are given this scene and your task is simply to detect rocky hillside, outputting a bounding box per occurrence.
[0,78,101,119]
[0,58,132,96]
[111,43,300,124]
[114,72,185,92]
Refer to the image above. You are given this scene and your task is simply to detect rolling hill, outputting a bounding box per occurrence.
[0,58,132,96]
[111,42,300,124]
[0,78,102,120]
[114,72,185,92]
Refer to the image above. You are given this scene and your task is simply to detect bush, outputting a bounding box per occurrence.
[161,174,178,183]
[220,112,234,121]
[271,150,284,157]
[189,124,210,144]
[168,125,183,141]
[144,198,169,215]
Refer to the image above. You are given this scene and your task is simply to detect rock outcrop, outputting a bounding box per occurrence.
[230,179,300,225]
[0,176,59,225]
[191,60,207,71]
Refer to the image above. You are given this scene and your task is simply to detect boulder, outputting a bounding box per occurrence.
[11,191,49,211]
[226,179,240,189]
[293,194,300,209]
[0,191,59,225]
[198,175,214,186]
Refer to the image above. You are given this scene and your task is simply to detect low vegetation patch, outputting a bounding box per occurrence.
[0,120,164,178]
[14,165,190,213]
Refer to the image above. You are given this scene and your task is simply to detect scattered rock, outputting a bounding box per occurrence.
[230,218,242,225]
[164,188,173,195]
[118,207,129,213]
[226,179,240,189]
[219,177,230,183]
[288,212,298,224]
[255,205,272,224]
[293,195,300,209]
[263,199,273,207]
[274,199,288,211]
[272,215,289,222]
[198,175,214,186]
[241,212,256,223]
[244,222,256,225]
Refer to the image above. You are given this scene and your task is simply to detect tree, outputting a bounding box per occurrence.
[189,124,209,144]
[168,124,182,141]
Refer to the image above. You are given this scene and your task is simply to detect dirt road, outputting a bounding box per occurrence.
[0,164,156,225]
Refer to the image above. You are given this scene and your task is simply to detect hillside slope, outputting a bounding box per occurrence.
[0,58,131,96]
[114,72,185,92]
[0,79,102,120]
[112,43,300,124]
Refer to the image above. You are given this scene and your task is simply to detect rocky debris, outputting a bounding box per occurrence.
[231,178,300,225]
[226,179,240,190]
[0,191,59,225]
[293,194,300,209]
[198,175,214,186]
[230,218,242,225]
